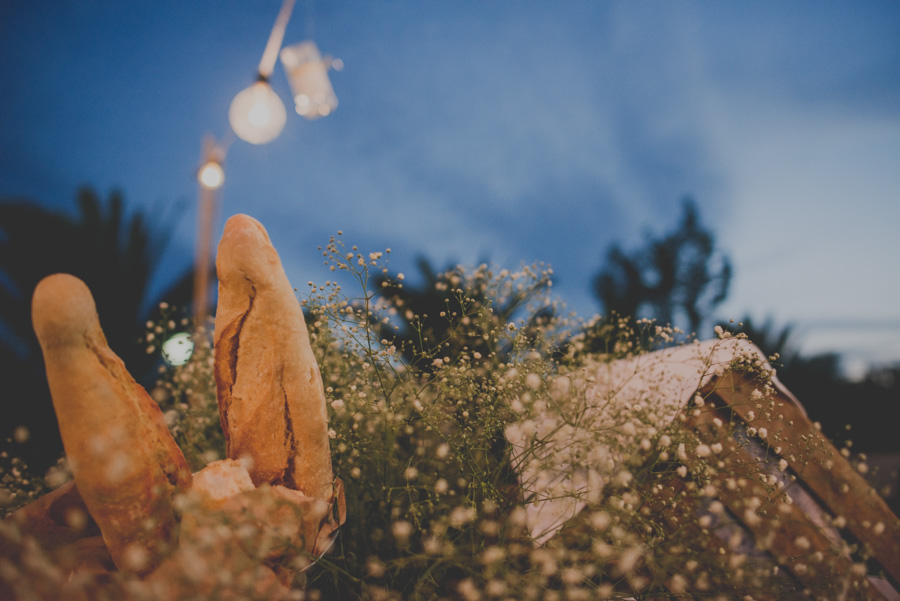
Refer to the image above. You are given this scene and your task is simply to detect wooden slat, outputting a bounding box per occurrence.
[704,372,900,585]
[555,472,781,600]
[544,367,899,598]
[682,404,886,601]
[634,474,782,601]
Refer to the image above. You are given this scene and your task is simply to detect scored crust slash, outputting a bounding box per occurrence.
[214,214,333,501]
[7,213,344,597]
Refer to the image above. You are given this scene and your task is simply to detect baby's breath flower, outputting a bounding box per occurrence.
[450,505,476,528]
[12,426,29,444]
[391,520,413,542]
[3,242,863,601]
[457,578,481,601]
[618,545,644,574]
[481,545,505,565]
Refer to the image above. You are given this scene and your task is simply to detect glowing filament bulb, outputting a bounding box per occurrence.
[197,160,225,190]
[229,80,287,144]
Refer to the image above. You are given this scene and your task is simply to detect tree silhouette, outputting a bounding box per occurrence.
[593,198,732,336]
[371,257,552,371]
[0,188,197,472]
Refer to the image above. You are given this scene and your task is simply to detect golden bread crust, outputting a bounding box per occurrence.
[31,274,191,573]
[214,215,333,500]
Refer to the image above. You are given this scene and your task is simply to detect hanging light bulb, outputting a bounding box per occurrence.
[197,159,225,190]
[228,78,287,144]
[280,41,339,120]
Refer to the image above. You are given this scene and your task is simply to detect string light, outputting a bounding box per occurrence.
[197,159,225,190]
[228,79,287,145]
[228,0,295,145]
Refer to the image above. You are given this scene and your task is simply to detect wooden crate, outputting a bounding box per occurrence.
[546,369,900,600]
[679,371,900,600]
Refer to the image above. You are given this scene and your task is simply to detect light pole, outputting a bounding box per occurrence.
[193,136,225,325]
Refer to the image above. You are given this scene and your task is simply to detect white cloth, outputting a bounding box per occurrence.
[505,338,801,544]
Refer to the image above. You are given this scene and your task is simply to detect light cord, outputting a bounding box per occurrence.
[258,0,297,78]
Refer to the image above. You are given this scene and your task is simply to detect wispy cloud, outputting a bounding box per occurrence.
[2,0,898,367]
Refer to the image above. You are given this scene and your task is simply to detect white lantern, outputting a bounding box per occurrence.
[228,79,287,144]
[280,41,338,120]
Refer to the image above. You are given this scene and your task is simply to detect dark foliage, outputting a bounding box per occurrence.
[371,257,552,372]
[0,189,198,472]
[592,198,732,337]
[720,317,900,455]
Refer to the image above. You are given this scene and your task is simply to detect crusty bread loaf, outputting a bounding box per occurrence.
[189,458,255,504]
[182,459,331,560]
[31,274,191,574]
[214,214,333,501]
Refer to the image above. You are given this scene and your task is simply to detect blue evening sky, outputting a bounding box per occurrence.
[2,1,899,377]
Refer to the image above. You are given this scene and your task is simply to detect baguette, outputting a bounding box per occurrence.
[214,214,333,500]
[31,274,191,573]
